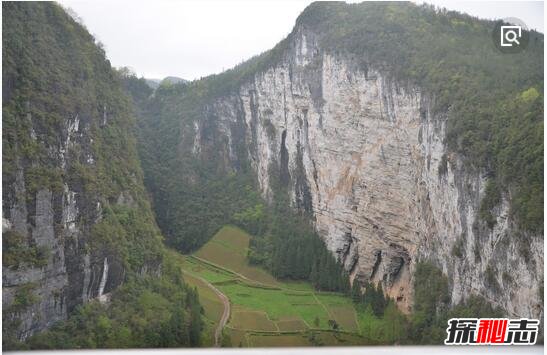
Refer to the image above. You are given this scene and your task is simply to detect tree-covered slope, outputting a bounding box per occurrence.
[2,2,202,349]
[128,0,542,324]
[131,1,542,267]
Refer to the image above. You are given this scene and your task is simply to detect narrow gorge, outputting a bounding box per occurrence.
[2,1,544,348]
[134,2,543,320]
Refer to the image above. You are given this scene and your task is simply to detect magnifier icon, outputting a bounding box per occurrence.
[500,25,522,46]
[505,30,520,44]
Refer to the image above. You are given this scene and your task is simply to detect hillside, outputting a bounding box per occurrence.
[2,2,201,349]
[2,0,544,348]
[129,0,543,324]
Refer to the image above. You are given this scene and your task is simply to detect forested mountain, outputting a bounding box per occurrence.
[2,2,201,349]
[2,0,544,349]
[128,0,543,323]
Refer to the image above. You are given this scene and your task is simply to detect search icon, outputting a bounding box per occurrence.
[501,25,522,46]
[492,18,529,53]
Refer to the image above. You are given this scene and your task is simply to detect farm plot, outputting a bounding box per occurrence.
[176,225,378,347]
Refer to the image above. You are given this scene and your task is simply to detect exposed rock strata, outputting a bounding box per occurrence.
[3,112,134,339]
[189,26,543,318]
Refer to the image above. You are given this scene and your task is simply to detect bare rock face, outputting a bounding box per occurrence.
[2,112,125,340]
[190,26,543,318]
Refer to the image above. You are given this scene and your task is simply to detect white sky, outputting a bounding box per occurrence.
[58,0,544,80]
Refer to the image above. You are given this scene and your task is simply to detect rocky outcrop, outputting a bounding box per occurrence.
[187,25,543,318]
[2,2,162,340]
[3,113,130,339]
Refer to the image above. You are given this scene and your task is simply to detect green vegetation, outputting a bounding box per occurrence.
[89,204,164,272]
[410,262,504,344]
[230,310,278,331]
[122,72,263,254]
[177,225,411,346]
[296,2,543,232]
[18,255,203,349]
[4,1,539,348]
[7,283,39,313]
[2,3,204,350]
[122,6,542,336]
[248,333,310,347]
[352,280,388,317]
[131,2,543,243]
[4,1,144,199]
[315,294,359,332]
[195,226,280,285]
[2,231,49,269]
[410,262,451,343]
[124,45,349,295]
[2,1,165,272]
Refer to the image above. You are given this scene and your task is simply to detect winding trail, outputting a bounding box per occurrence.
[181,269,230,347]
[210,281,230,347]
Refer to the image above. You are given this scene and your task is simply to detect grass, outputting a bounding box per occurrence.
[356,305,403,342]
[316,331,365,346]
[230,310,278,331]
[218,282,299,320]
[329,305,360,332]
[181,272,224,324]
[196,226,281,286]
[175,225,402,347]
[315,294,359,332]
[278,280,315,291]
[292,304,330,328]
[225,328,248,347]
[167,250,225,322]
[180,256,234,283]
[276,318,308,332]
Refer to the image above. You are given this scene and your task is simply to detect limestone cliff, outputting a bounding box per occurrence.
[2,3,163,340]
[182,24,543,318]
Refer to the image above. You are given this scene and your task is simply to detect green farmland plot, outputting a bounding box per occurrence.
[177,225,408,346]
[275,317,308,331]
[180,256,235,283]
[316,293,360,332]
[230,310,278,331]
[195,226,280,286]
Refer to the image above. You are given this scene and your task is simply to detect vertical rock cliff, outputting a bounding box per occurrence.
[2,3,163,340]
[140,3,543,319]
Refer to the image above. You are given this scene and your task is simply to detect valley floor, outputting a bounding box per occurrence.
[170,226,405,347]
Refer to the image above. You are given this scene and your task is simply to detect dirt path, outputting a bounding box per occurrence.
[181,269,230,347]
[210,281,230,347]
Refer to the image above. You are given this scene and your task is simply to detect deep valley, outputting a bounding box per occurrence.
[2,1,544,349]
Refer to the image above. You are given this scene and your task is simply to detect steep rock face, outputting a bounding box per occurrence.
[189,26,543,317]
[2,144,125,339]
[2,3,162,340]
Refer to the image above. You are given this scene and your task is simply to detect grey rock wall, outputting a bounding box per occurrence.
[189,26,543,318]
[3,111,134,340]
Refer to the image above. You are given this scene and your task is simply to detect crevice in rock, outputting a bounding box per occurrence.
[279,130,290,186]
[370,250,382,280]
[294,139,313,213]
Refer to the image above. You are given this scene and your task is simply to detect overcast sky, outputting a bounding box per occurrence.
[58,0,544,80]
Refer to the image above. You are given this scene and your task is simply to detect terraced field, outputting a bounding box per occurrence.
[172,225,396,347]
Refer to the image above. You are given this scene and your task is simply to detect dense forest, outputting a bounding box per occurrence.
[2,2,202,349]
